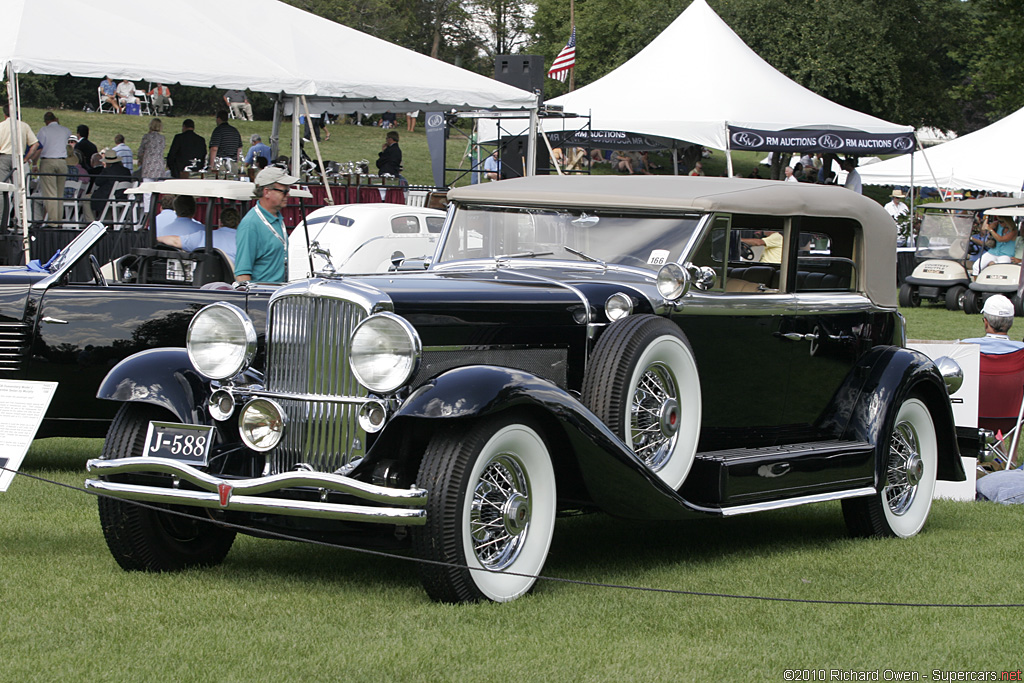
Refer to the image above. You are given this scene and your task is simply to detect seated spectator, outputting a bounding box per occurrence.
[612,150,634,174]
[379,111,396,129]
[154,194,177,233]
[90,149,132,218]
[483,149,501,181]
[961,295,1024,354]
[223,90,253,122]
[244,134,273,167]
[155,194,203,239]
[99,76,120,113]
[149,83,172,115]
[112,134,133,171]
[116,78,137,111]
[972,215,1018,275]
[629,151,651,175]
[158,207,239,261]
[688,161,704,176]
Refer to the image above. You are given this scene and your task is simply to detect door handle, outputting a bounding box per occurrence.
[780,332,814,342]
[41,316,68,325]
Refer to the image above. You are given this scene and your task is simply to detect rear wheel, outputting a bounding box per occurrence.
[945,285,967,311]
[97,403,236,572]
[898,282,920,308]
[842,396,937,538]
[412,413,556,603]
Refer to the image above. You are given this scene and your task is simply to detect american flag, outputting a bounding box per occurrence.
[547,27,576,82]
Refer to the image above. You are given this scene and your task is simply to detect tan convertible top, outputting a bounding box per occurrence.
[449,176,898,307]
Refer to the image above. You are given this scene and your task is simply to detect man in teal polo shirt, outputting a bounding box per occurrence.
[234,166,298,284]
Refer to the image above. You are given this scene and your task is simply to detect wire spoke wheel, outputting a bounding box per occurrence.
[630,361,680,472]
[470,453,532,571]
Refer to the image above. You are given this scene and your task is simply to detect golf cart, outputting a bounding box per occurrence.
[107,179,312,287]
[900,197,1024,310]
[963,205,1024,316]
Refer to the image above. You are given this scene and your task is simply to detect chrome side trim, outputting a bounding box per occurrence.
[718,486,876,517]
[87,456,427,505]
[85,479,426,525]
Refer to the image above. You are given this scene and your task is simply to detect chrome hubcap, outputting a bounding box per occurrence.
[470,454,530,570]
[885,420,922,516]
[631,361,680,472]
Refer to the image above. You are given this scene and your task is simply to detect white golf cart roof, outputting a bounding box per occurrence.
[125,179,313,201]
[982,207,1024,218]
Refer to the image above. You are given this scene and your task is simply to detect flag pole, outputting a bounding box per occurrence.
[569,0,575,92]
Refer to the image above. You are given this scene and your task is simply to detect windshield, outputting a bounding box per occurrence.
[437,205,703,270]
[917,211,974,260]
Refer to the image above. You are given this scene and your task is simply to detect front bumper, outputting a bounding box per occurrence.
[85,457,428,525]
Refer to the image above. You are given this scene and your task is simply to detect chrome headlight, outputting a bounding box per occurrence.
[187,303,257,380]
[656,262,690,301]
[239,398,285,452]
[349,313,421,393]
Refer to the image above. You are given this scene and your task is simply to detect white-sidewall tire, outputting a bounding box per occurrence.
[882,398,937,538]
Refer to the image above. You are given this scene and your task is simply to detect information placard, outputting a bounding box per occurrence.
[0,380,58,492]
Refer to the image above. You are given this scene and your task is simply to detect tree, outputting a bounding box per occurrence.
[471,0,536,57]
[953,0,1024,126]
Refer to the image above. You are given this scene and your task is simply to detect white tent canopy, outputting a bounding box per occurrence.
[0,0,535,111]
[483,0,911,154]
[859,108,1024,194]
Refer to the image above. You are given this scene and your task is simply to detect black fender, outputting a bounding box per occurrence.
[820,345,965,484]
[96,348,212,426]
[363,365,710,520]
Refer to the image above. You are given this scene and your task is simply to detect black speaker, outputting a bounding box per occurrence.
[494,55,544,101]
[499,136,549,178]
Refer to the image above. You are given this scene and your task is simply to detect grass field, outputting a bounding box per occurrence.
[3,306,1021,680]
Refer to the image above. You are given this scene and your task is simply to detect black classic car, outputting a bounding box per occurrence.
[85,176,967,603]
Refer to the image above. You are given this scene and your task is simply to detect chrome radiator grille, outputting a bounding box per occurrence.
[265,294,368,474]
[0,323,31,372]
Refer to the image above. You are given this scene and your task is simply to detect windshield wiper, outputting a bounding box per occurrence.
[494,251,554,260]
[564,245,605,266]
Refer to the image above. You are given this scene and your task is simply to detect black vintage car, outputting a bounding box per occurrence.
[86,176,967,603]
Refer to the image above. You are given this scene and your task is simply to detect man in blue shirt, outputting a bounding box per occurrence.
[244,134,273,167]
[234,167,298,284]
[158,207,239,261]
[155,195,204,239]
[962,295,1024,355]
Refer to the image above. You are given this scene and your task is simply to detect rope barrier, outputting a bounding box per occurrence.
[4,464,1022,608]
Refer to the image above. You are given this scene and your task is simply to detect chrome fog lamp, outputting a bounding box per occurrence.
[605,292,634,322]
[187,303,257,380]
[239,398,286,452]
[208,389,236,422]
[349,313,421,393]
[656,262,690,301]
[358,399,389,433]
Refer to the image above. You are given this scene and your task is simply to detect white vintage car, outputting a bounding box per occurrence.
[287,203,446,279]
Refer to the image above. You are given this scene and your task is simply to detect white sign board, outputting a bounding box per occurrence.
[907,342,979,501]
[0,380,58,492]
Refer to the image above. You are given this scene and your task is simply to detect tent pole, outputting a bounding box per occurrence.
[539,126,563,176]
[6,64,30,263]
[291,96,301,179]
[724,123,734,178]
[270,94,282,159]
[672,142,679,176]
[526,91,540,177]
[301,96,334,205]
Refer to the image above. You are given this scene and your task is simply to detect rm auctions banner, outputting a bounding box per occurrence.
[728,126,917,155]
[544,130,667,151]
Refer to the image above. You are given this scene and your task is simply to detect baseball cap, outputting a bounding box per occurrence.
[254,166,299,188]
[982,294,1014,318]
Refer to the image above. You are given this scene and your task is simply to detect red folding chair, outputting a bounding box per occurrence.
[978,347,1024,470]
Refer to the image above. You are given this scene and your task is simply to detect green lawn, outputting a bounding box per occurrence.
[3,436,1020,680]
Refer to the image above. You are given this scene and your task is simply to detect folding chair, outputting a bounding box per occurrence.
[62,179,83,225]
[98,181,138,228]
[978,348,1024,470]
[134,90,152,116]
[97,87,117,114]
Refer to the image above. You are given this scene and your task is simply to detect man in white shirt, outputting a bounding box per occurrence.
[884,189,910,222]
[841,157,862,194]
[35,111,71,224]
[962,295,1024,355]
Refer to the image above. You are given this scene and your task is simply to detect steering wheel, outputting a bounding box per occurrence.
[740,242,755,261]
[89,254,107,287]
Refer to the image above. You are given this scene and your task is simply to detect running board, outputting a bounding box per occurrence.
[718,486,876,516]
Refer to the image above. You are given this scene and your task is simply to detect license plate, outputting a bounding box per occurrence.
[143,422,214,466]
[165,259,194,283]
